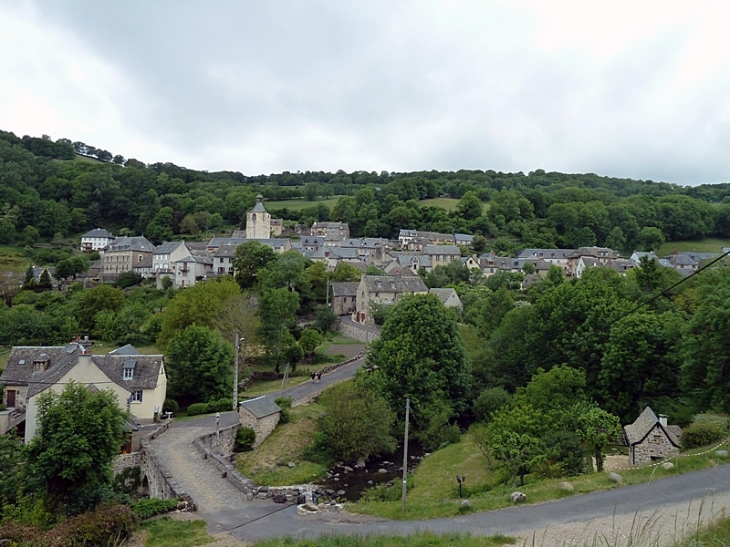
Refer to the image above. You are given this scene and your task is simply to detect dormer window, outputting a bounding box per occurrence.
[123,359,136,380]
[33,354,50,373]
[375,279,382,288]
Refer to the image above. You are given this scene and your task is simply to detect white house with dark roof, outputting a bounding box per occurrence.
[174,255,213,288]
[80,228,115,252]
[6,342,166,442]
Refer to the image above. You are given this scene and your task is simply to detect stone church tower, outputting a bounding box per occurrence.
[246,195,271,239]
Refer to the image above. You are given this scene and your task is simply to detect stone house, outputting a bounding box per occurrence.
[80,228,115,252]
[238,396,281,448]
[101,236,155,283]
[330,281,359,316]
[213,244,238,276]
[423,244,461,267]
[310,222,350,244]
[18,342,166,442]
[516,248,575,276]
[354,274,428,325]
[270,218,283,237]
[173,255,213,288]
[624,406,681,465]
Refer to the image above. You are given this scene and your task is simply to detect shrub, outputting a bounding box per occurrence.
[693,413,730,432]
[162,398,179,414]
[680,422,726,450]
[275,396,292,424]
[186,403,208,416]
[208,398,232,413]
[131,498,180,519]
[0,403,6,411]
[0,504,139,547]
[235,427,256,452]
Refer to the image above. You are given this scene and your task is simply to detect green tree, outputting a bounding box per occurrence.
[25,381,128,514]
[573,402,621,472]
[257,287,299,373]
[232,241,277,289]
[298,328,321,357]
[639,226,665,252]
[486,405,544,486]
[145,206,174,244]
[166,325,234,404]
[364,294,471,430]
[317,382,396,461]
[457,191,483,220]
[74,284,126,332]
[0,432,24,516]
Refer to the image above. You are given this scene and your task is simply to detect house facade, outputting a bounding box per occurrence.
[238,396,281,448]
[624,407,681,465]
[80,228,115,252]
[101,236,155,282]
[173,255,213,288]
[246,195,271,240]
[310,222,350,244]
[354,274,428,324]
[330,281,359,316]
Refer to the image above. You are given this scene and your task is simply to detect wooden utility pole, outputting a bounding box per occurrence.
[401,397,410,513]
[233,330,240,411]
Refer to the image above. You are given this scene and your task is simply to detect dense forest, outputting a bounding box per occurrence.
[2,130,730,255]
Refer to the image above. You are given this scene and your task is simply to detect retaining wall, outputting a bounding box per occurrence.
[338,317,380,344]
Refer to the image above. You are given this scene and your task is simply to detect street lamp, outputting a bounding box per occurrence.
[456,475,466,498]
[215,412,220,444]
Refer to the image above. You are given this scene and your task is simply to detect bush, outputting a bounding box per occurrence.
[0,504,139,547]
[235,427,256,452]
[680,422,726,450]
[275,396,292,424]
[162,398,179,414]
[208,398,232,413]
[186,403,208,416]
[131,498,180,519]
[693,413,730,432]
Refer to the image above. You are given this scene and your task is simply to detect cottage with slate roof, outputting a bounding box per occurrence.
[20,342,166,442]
[238,396,281,448]
[330,281,359,316]
[624,407,681,465]
[102,236,155,282]
[354,274,428,324]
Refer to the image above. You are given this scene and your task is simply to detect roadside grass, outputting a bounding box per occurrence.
[236,402,327,486]
[656,238,730,256]
[679,514,730,546]
[140,516,214,547]
[352,435,730,521]
[253,532,515,546]
[326,333,364,345]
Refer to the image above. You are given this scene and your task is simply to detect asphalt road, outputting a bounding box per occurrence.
[231,462,730,542]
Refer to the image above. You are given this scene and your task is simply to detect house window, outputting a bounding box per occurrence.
[123,368,134,380]
[131,390,143,402]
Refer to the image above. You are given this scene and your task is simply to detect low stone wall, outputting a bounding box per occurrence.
[113,452,143,475]
[194,422,238,456]
[339,317,380,344]
[140,422,195,508]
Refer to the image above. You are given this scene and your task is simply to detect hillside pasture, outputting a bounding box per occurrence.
[656,238,730,256]
[265,196,345,211]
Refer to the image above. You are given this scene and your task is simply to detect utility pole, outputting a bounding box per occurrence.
[401,397,410,513]
[233,330,240,411]
[326,278,331,308]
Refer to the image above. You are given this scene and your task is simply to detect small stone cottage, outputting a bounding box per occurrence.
[238,396,281,448]
[624,407,681,465]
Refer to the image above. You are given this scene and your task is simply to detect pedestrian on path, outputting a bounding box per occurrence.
[316,371,322,384]
[311,371,316,383]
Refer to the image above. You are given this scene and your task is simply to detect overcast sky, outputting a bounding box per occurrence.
[1,1,729,185]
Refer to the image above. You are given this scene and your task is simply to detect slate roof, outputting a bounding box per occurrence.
[251,195,268,213]
[82,228,114,238]
[214,244,238,258]
[107,236,155,253]
[454,233,474,244]
[208,237,247,248]
[331,281,359,297]
[108,344,140,356]
[516,248,575,260]
[0,345,80,386]
[312,222,348,230]
[327,247,362,260]
[429,288,459,305]
[423,244,461,256]
[301,236,325,247]
[624,407,680,447]
[240,396,280,419]
[92,354,165,391]
[176,255,213,265]
[154,241,186,255]
[362,275,428,293]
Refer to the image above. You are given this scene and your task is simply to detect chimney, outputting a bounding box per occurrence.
[659,414,668,427]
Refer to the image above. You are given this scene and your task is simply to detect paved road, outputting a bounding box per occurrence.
[150,356,366,534]
[231,462,730,542]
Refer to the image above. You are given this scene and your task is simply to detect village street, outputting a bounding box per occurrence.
[151,353,730,545]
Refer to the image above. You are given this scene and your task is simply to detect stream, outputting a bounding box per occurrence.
[314,441,428,502]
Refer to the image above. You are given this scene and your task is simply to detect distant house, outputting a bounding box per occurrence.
[213,244,238,277]
[429,288,462,311]
[311,222,350,244]
[102,236,155,282]
[238,396,281,448]
[1,341,167,442]
[624,407,681,465]
[173,255,213,288]
[330,281,359,316]
[153,241,191,284]
[80,228,115,252]
[354,274,428,325]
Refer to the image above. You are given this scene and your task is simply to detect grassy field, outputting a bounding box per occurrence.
[265,196,345,211]
[352,434,730,520]
[236,402,328,485]
[0,245,29,273]
[656,238,730,256]
[419,198,461,211]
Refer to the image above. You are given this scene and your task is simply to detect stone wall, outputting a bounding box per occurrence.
[139,422,195,507]
[631,424,679,464]
[113,452,143,475]
[194,423,239,456]
[239,411,280,449]
[339,316,380,344]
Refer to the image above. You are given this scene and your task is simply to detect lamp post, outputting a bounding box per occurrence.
[215,412,220,444]
[456,475,466,498]
[233,331,244,411]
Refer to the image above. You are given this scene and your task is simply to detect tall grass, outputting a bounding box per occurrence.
[254,532,515,546]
